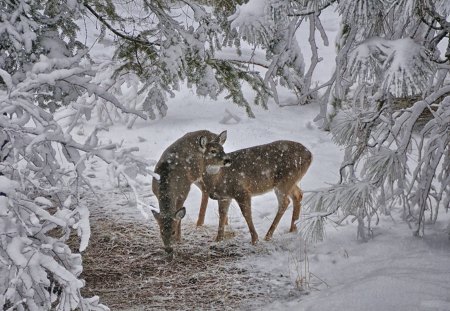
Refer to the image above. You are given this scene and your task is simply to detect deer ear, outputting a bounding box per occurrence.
[217,130,227,145]
[174,207,186,220]
[198,136,208,149]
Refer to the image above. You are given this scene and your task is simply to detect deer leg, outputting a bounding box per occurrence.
[175,221,182,243]
[290,185,303,233]
[196,181,228,227]
[237,195,259,245]
[174,189,189,243]
[216,199,231,242]
[265,189,290,241]
[196,189,209,227]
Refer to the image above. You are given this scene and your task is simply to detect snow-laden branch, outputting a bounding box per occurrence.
[0,175,109,310]
[348,37,435,97]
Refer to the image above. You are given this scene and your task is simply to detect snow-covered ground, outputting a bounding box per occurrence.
[83,90,450,311]
[75,6,450,311]
[258,213,450,311]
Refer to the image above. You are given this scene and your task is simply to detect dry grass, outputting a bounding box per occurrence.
[77,218,269,310]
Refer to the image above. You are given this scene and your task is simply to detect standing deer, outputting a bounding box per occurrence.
[151,130,227,254]
[202,137,312,244]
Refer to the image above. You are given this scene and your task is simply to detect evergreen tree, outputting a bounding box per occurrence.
[227,0,449,241]
[83,0,271,118]
[298,0,450,240]
[0,1,151,309]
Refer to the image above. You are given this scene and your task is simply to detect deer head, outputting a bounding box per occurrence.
[200,131,231,174]
[152,206,186,254]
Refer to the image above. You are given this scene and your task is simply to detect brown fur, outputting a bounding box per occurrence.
[202,140,312,244]
[152,130,225,253]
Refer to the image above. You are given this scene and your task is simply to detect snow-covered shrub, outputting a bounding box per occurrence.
[0,174,107,310]
[0,55,154,309]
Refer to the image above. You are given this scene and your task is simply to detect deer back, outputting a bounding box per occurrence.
[203,140,312,198]
[154,130,219,184]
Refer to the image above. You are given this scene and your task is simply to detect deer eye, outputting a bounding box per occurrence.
[210,149,217,154]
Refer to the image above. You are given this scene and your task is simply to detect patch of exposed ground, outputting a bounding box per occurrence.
[79,218,265,310]
[78,189,306,310]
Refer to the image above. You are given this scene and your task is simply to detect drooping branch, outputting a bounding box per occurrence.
[83,2,159,48]
[289,0,337,17]
[302,13,321,104]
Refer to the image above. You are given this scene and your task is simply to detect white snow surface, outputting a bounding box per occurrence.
[74,6,450,311]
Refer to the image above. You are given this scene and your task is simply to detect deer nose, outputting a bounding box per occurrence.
[224,158,232,167]
[165,246,174,254]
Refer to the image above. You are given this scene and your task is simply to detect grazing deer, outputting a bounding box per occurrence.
[151,130,227,254]
[202,138,312,244]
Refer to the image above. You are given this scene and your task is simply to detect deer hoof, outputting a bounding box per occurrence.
[264,235,272,241]
[289,225,298,233]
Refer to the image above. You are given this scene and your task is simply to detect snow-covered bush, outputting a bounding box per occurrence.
[0,58,151,309]
[0,175,107,310]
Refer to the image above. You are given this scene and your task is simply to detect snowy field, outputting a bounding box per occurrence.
[73,6,450,311]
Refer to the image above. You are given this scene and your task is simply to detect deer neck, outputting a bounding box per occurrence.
[202,166,223,189]
[205,164,222,175]
[203,168,229,200]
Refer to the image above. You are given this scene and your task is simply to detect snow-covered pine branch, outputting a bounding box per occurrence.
[0,175,107,310]
[228,0,308,105]
[83,0,274,119]
[338,0,385,33]
[348,37,435,97]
